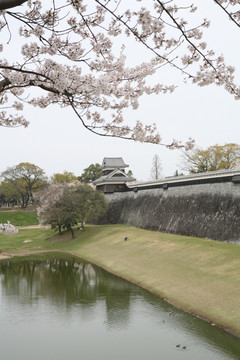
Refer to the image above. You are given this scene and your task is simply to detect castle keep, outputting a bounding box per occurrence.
[93,157,135,193]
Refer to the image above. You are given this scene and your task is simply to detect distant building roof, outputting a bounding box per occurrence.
[102,157,128,169]
[93,168,135,185]
[126,168,240,189]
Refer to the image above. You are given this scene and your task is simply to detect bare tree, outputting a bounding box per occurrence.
[150,154,162,180]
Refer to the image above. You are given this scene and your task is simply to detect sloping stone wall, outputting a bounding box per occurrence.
[99,182,240,242]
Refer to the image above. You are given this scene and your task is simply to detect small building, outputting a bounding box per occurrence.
[93,157,136,193]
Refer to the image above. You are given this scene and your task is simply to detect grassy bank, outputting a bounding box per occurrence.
[1,224,240,338]
[0,210,38,226]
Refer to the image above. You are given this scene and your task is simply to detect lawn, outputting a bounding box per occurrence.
[0,227,55,253]
[0,210,39,226]
[1,223,240,338]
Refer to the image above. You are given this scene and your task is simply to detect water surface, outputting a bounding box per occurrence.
[0,255,240,360]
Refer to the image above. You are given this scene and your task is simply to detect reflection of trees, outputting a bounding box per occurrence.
[0,257,135,327]
[1,258,240,359]
[94,266,132,328]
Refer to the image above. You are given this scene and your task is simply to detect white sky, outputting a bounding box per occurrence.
[1,1,240,181]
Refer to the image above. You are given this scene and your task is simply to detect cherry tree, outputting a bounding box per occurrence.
[0,1,239,148]
[0,221,18,235]
[37,183,108,238]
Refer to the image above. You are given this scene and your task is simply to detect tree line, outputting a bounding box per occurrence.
[0,162,106,238]
[150,143,240,181]
[1,142,240,208]
[181,143,240,174]
[0,162,102,208]
[1,142,239,237]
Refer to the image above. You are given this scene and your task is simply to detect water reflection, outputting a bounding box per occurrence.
[0,257,133,326]
[0,256,240,360]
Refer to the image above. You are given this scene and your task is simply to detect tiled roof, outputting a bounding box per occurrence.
[102,157,128,168]
[93,168,135,184]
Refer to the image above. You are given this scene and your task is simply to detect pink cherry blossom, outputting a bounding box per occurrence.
[0,221,18,235]
[0,0,239,149]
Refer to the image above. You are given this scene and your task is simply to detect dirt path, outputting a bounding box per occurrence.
[0,253,12,260]
[17,225,50,229]
[0,249,77,260]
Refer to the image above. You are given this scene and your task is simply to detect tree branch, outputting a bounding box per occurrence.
[156,0,216,71]
[95,0,193,78]
[0,77,11,91]
[213,0,240,28]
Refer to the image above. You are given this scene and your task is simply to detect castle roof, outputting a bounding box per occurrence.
[93,168,135,185]
[102,157,128,169]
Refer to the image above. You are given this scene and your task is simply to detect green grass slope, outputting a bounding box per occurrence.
[0,210,39,226]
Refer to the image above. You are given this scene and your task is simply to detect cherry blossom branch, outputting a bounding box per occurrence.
[213,0,240,28]
[156,1,215,71]
[0,65,52,81]
[0,77,11,91]
[95,0,193,78]
[158,0,239,97]
[68,94,194,149]
[0,0,238,144]
[68,95,133,140]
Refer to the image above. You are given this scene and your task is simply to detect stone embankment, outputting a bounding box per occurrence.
[99,171,240,242]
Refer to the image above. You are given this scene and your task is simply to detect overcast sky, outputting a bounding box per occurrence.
[1,2,239,181]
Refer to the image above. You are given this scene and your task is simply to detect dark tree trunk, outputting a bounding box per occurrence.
[58,224,62,235]
[81,221,85,230]
[69,226,75,239]
[20,193,29,208]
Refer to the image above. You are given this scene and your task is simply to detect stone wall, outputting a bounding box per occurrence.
[99,182,240,242]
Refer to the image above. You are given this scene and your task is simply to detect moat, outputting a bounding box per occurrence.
[0,255,240,360]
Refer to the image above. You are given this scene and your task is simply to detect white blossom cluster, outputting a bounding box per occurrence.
[0,0,239,147]
[0,221,18,235]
